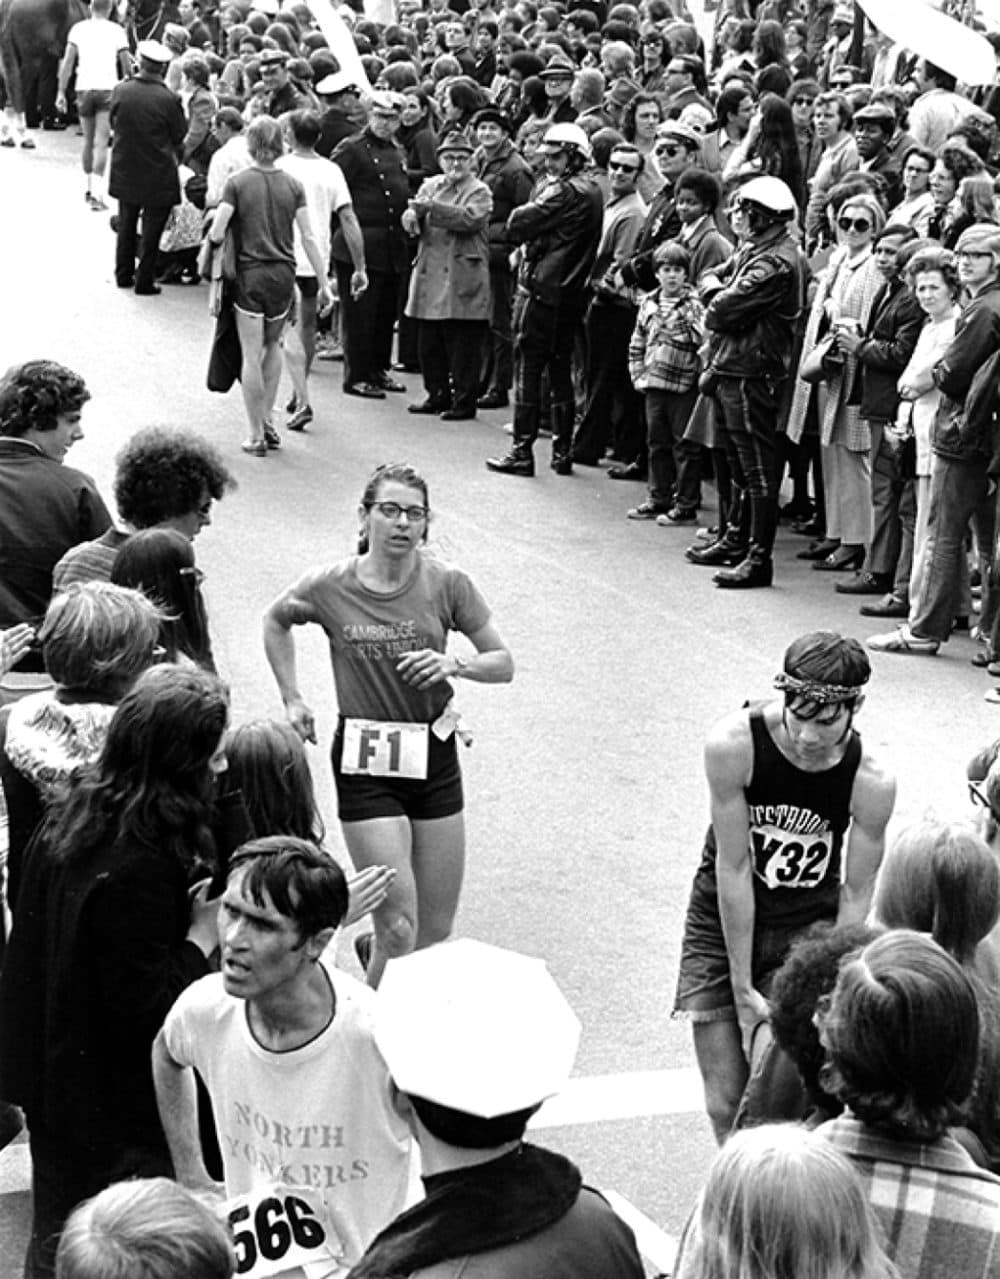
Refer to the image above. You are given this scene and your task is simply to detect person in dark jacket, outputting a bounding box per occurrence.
[832,226,923,605]
[619,121,703,293]
[868,223,1000,656]
[332,93,412,399]
[315,71,363,158]
[0,361,110,691]
[349,939,646,1279]
[0,665,232,1279]
[485,122,603,476]
[687,177,806,589]
[108,40,186,295]
[472,106,534,409]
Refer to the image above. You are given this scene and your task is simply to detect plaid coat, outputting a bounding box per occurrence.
[821,1115,1000,1279]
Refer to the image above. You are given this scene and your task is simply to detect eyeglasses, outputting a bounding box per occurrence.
[368,501,430,522]
[260,65,281,73]
[969,780,1000,823]
[608,160,640,172]
[791,96,815,106]
[655,143,683,156]
[837,216,872,233]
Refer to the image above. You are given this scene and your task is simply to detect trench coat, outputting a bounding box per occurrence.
[405,172,493,322]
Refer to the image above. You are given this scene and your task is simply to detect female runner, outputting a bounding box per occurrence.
[263,463,513,984]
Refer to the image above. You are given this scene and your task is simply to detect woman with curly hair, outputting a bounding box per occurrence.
[0,360,110,694]
[0,665,231,1277]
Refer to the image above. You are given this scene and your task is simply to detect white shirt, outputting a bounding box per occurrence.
[67,17,128,92]
[162,958,415,1269]
[206,134,252,209]
[277,151,352,277]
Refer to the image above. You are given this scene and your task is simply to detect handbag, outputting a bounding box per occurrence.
[799,334,843,385]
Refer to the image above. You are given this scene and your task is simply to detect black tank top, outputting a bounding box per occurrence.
[701,707,863,930]
[744,707,861,928]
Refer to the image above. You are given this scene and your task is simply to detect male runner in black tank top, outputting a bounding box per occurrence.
[673,631,896,1144]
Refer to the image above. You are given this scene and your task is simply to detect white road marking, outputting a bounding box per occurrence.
[530,1066,704,1129]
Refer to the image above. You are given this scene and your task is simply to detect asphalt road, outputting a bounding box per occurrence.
[2,130,998,1269]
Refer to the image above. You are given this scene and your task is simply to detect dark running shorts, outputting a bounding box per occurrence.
[234,262,296,322]
[672,858,831,1023]
[77,90,112,118]
[295,275,319,299]
[332,720,464,823]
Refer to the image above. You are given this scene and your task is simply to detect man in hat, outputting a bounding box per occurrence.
[868,224,1000,663]
[472,106,533,410]
[687,177,804,588]
[674,631,895,1144]
[153,838,415,1273]
[55,0,132,211]
[331,93,411,398]
[315,71,363,158]
[349,939,645,1279]
[402,129,492,420]
[485,122,603,477]
[108,40,186,295]
[259,48,308,117]
[853,101,903,208]
[541,55,579,124]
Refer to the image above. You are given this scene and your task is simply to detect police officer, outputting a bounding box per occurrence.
[486,123,603,477]
[687,177,806,589]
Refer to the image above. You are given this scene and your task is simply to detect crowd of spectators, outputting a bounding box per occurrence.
[9,0,1000,1274]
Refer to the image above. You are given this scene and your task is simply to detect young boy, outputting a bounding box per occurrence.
[626,240,705,523]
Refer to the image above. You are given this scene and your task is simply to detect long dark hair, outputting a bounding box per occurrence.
[45,665,229,872]
[747,92,803,203]
[226,719,324,844]
[111,528,213,669]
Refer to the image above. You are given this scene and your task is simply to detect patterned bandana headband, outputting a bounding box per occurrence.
[773,672,862,705]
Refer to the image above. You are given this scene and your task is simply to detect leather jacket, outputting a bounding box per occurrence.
[506,171,604,307]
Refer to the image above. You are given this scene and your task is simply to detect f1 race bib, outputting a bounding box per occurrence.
[750,825,834,890]
[341,719,428,780]
[220,1186,344,1279]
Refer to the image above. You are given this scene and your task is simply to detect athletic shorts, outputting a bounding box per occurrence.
[332,719,464,823]
[672,858,833,1023]
[234,262,296,322]
[295,275,319,299]
[77,90,112,118]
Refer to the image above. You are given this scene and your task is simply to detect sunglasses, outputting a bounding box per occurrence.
[608,160,640,172]
[655,143,683,156]
[837,216,872,233]
[791,96,815,106]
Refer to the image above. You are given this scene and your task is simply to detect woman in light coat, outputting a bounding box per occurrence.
[404,129,493,421]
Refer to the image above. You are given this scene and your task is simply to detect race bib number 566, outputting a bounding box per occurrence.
[750,826,833,890]
[221,1187,343,1279]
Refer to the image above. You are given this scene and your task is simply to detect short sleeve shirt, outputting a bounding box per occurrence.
[270,553,491,722]
[67,18,128,92]
[222,167,306,271]
[276,153,352,277]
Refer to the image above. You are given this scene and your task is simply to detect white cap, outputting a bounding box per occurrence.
[136,39,172,64]
[316,70,357,95]
[737,175,797,215]
[374,939,581,1118]
[252,0,280,13]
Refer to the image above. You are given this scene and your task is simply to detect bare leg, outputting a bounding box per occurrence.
[410,812,465,948]
[341,816,416,988]
[692,1019,748,1145]
[91,110,111,201]
[235,308,267,444]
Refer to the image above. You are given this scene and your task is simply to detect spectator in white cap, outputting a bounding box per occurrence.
[353,939,645,1279]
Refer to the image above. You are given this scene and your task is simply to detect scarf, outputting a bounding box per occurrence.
[347,1144,582,1279]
